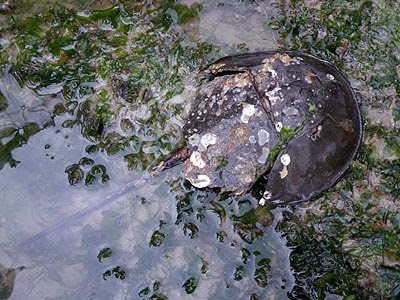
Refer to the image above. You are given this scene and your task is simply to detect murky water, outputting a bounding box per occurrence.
[0,0,399,299]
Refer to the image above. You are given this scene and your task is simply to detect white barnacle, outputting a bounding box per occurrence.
[280,153,291,166]
[188,133,200,146]
[265,86,282,105]
[257,129,270,146]
[275,122,283,132]
[190,151,206,168]
[327,74,335,80]
[269,69,277,78]
[200,133,217,149]
[240,103,256,123]
[260,191,272,205]
[188,174,211,188]
[263,190,272,200]
[249,135,257,144]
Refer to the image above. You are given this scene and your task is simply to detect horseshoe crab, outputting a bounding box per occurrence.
[153,51,362,204]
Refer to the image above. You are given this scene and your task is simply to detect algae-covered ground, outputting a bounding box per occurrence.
[0,0,399,299]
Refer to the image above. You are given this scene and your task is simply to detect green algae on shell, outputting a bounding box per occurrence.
[158,51,362,204]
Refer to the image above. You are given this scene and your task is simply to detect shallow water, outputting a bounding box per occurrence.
[0,112,293,299]
[0,0,399,299]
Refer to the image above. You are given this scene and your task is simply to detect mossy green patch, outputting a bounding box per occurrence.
[1,0,213,174]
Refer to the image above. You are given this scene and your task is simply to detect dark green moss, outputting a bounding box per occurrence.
[234,265,245,281]
[97,247,112,262]
[149,230,165,247]
[182,276,197,294]
[254,258,271,288]
[379,160,400,198]
[183,222,199,239]
[102,266,126,281]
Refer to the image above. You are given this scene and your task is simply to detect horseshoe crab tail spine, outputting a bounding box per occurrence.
[19,181,139,247]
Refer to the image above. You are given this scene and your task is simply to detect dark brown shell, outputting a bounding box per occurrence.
[182,51,362,203]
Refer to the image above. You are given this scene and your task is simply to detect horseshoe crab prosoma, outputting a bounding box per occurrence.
[153,51,362,205]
